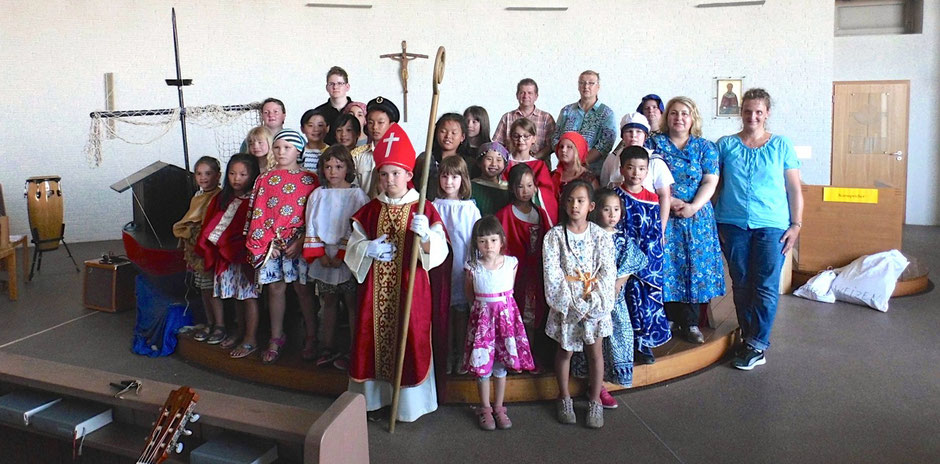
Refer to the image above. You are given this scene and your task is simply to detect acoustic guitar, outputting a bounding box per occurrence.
[136,386,199,464]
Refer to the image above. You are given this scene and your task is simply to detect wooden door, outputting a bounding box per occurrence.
[831,81,910,218]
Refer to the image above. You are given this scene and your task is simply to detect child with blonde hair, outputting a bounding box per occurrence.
[245,126,276,174]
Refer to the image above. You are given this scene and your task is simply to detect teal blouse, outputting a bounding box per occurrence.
[715,134,800,230]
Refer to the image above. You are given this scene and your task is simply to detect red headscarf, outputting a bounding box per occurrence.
[555,131,589,172]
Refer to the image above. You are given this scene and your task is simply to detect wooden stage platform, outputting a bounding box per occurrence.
[177,289,738,404]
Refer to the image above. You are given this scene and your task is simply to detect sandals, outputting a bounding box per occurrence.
[493,406,512,430]
[262,335,287,364]
[192,325,211,342]
[206,326,227,345]
[316,348,341,367]
[333,354,350,371]
[230,343,257,359]
[220,333,241,350]
[477,406,495,431]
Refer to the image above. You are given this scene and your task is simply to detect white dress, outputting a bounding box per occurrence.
[431,198,481,307]
[304,187,370,284]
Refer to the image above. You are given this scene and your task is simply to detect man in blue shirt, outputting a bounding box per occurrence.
[552,70,617,175]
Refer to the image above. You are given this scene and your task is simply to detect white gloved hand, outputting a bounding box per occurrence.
[365,234,397,262]
[410,214,430,242]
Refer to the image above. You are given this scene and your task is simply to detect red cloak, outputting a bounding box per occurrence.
[195,195,252,278]
[495,203,551,331]
[504,158,558,225]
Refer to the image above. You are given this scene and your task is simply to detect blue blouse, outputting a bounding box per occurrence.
[715,134,800,230]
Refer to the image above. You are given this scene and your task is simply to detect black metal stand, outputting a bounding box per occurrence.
[28,223,80,281]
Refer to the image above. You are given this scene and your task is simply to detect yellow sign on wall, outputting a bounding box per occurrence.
[822,187,879,204]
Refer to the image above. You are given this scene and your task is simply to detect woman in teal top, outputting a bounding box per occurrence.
[715,88,803,371]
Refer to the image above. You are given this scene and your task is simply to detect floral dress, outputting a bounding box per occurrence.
[245,169,319,285]
[462,256,535,377]
[543,223,616,352]
[572,229,647,386]
[651,134,726,304]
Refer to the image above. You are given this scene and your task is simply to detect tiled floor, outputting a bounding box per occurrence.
[1,227,938,464]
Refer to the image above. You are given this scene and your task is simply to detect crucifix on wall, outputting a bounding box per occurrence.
[379,41,428,122]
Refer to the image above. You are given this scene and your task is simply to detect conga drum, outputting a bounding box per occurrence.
[24,176,64,251]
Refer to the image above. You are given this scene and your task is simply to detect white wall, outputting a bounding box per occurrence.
[1,0,836,242]
[834,2,940,225]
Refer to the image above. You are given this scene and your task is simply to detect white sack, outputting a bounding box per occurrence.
[793,270,838,303]
[830,250,909,312]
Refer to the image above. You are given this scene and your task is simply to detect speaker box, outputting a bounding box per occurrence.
[83,259,137,312]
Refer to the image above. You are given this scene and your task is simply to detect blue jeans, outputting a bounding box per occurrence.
[718,224,786,351]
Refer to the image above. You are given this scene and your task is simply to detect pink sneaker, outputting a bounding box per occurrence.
[599,387,618,409]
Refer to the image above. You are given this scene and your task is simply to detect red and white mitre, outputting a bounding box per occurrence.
[372,123,416,172]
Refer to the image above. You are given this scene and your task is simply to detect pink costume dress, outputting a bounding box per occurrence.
[462,255,536,377]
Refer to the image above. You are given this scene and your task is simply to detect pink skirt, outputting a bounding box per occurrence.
[462,290,536,377]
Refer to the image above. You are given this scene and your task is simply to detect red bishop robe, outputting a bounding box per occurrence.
[348,195,447,388]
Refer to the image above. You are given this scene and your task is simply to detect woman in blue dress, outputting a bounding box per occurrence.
[650,96,725,344]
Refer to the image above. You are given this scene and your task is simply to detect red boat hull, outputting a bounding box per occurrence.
[122,230,185,275]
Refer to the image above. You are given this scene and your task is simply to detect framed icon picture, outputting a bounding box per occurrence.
[716,78,743,117]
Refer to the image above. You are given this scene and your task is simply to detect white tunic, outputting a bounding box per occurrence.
[352,146,375,195]
[599,146,675,192]
[431,198,481,306]
[304,187,370,284]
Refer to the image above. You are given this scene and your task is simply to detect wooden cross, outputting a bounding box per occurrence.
[379,41,428,122]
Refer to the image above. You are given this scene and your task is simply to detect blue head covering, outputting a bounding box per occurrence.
[636,94,665,113]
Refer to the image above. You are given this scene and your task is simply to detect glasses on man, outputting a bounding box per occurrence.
[327,82,348,88]
[578,81,598,87]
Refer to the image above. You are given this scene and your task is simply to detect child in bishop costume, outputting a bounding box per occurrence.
[344,123,450,422]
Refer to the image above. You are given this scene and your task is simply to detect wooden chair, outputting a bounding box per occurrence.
[0,183,28,288]
[0,216,18,301]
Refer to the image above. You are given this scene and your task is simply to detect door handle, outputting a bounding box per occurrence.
[892,150,903,161]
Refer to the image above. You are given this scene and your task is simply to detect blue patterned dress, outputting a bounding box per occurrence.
[571,229,647,386]
[651,134,726,304]
[617,188,673,352]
